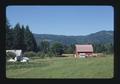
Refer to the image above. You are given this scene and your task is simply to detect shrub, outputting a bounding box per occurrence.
[36,52,45,59]
[47,51,56,58]
[23,51,57,59]
[24,51,36,57]
[36,51,56,58]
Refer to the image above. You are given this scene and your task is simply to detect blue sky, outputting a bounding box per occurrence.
[6,6,113,36]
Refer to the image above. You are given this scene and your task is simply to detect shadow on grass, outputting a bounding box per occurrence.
[56,55,69,57]
[6,61,50,70]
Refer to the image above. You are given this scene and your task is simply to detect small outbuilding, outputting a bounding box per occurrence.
[6,50,23,61]
[75,44,94,58]
[6,50,29,62]
[6,50,22,56]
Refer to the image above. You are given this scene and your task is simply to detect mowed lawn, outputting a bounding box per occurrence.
[6,54,113,79]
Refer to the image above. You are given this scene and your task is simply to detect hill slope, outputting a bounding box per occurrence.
[34,30,113,45]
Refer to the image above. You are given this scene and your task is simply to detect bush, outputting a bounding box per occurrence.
[36,52,45,59]
[23,51,57,59]
[47,51,56,58]
[6,52,16,59]
[24,51,36,57]
[36,51,56,58]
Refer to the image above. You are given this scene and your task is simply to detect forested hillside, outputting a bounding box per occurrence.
[6,19,113,54]
[34,30,113,46]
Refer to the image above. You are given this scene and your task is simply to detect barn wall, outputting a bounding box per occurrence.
[76,52,93,56]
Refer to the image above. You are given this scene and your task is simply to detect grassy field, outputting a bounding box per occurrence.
[6,54,114,79]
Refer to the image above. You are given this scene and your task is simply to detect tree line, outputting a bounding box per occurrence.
[6,20,64,56]
[93,43,113,54]
[6,20,37,52]
[6,20,113,57]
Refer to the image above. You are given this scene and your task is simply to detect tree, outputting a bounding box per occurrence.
[63,44,75,54]
[93,43,110,53]
[39,40,50,53]
[63,45,68,54]
[51,42,64,56]
[104,43,114,54]
[32,34,38,52]
[13,23,25,49]
[21,25,27,52]
[24,25,37,52]
[6,19,14,49]
[110,43,114,53]
[93,43,99,53]
[6,19,38,52]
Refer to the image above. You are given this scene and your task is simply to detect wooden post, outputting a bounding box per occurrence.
[74,54,77,58]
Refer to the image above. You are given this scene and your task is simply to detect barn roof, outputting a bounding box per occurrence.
[75,44,93,52]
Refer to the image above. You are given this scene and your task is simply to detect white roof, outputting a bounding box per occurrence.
[6,50,22,56]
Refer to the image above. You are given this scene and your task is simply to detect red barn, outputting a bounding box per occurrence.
[75,44,93,58]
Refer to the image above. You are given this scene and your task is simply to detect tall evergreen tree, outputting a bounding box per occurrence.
[24,25,37,52]
[21,25,26,52]
[6,19,37,52]
[24,25,32,51]
[39,41,50,53]
[6,19,14,49]
[32,34,38,52]
[13,23,24,49]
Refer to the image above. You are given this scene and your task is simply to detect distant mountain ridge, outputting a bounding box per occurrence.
[33,30,113,45]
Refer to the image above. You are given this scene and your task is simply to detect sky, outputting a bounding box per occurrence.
[6,6,114,36]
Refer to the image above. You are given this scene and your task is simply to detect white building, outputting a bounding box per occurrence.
[6,50,22,56]
[6,50,22,62]
[6,50,29,62]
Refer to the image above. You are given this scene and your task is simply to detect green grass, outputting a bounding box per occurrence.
[6,54,113,79]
